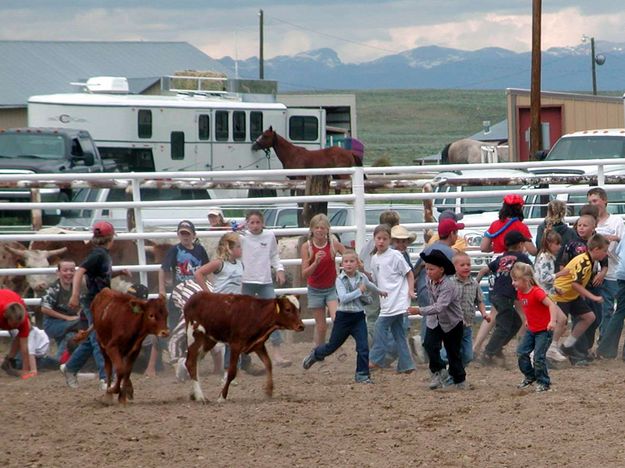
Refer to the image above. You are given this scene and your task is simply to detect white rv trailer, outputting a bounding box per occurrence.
[27,78,328,174]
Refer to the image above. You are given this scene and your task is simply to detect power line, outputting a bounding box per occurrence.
[268,15,403,55]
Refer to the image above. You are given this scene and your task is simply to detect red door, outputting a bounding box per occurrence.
[517,106,562,161]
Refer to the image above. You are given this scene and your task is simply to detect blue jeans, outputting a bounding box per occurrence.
[370,314,415,373]
[460,325,473,366]
[598,279,618,339]
[596,279,625,358]
[314,311,370,381]
[44,317,80,359]
[241,282,282,347]
[65,299,106,380]
[517,329,552,386]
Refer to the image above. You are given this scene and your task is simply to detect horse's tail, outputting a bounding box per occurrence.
[352,152,364,167]
[441,143,452,164]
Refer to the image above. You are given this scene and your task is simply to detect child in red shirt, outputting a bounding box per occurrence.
[511,263,562,392]
[0,289,35,379]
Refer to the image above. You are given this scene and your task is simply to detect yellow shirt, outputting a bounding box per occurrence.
[550,252,593,303]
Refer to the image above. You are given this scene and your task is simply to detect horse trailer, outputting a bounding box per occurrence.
[27,77,356,175]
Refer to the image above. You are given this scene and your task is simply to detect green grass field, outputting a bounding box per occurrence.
[354,89,508,166]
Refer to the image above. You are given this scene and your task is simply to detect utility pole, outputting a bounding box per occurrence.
[259,9,264,80]
[529,0,542,159]
[591,36,597,95]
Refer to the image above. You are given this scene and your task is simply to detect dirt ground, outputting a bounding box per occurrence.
[2,335,625,468]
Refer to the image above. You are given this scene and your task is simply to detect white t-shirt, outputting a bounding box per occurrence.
[596,214,625,280]
[241,230,284,284]
[11,326,50,357]
[370,248,411,316]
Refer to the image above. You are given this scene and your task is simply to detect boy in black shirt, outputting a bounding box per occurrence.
[476,230,533,365]
[61,221,128,390]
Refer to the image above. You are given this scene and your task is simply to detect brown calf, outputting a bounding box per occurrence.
[184,292,304,403]
[91,288,169,403]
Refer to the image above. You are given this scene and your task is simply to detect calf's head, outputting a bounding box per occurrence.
[275,295,305,332]
[132,294,169,337]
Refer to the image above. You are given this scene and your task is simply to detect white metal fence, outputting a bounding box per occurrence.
[1,158,625,311]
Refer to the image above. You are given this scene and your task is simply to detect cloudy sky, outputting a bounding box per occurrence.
[2,1,623,62]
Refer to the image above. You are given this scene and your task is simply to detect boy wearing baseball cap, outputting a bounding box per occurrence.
[476,230,533,365]
[62,221,129,390]
[159,220,209,330]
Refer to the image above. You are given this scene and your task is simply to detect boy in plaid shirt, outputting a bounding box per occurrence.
[451,252,490,365]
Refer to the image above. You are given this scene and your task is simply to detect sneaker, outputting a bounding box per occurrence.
[60,364,79,389]
[302,350,318,370]
[356,377,374,384]
[546,345,567,362]
[428,369,449,390]
[560,344,584,359]
[99,379,108,391]
[517,378,535,389]
[535,383,551,393]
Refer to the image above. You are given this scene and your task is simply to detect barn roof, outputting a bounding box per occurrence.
[469,119,508,142]
[0,41,230,107]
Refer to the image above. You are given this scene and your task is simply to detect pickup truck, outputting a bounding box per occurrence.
[0,127,115,228]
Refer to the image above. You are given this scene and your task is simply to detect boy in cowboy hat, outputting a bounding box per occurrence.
[408,249,466,390]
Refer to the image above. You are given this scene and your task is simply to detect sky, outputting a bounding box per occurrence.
[2,1,624,63]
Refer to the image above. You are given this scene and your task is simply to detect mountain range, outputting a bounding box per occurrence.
[217,41,625,91]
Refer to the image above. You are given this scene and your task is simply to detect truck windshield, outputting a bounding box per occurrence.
[0,134,65,159]
[546,136,625,161]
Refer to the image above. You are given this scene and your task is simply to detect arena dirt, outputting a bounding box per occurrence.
[2,338,625,467]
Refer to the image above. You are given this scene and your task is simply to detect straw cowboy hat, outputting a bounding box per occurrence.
[391,225,417,244]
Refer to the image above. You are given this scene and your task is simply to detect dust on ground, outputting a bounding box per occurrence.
[2,339,625,468]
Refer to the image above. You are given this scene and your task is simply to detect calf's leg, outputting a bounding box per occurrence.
[186,331,208,403]
[220,345,241,402]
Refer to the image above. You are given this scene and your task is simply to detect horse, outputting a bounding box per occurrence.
[441,138,510,164]
[251,126,363,178]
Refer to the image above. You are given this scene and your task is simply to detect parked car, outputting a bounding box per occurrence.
[56,186,240,232]
[432,168,529,256]
[0,127,115,228]
[532,128,625,176]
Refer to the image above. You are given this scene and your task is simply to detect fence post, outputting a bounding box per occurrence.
[130,179,148,286]
[598,163,605,186]
[353,167,366,252]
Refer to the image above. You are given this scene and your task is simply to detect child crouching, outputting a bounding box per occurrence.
[408,249,466,390]
[303,250,386,383]
[511,263,561,392]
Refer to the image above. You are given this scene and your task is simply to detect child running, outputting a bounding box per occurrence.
[450,252,489,366]
[302,249,386,383]
[408,250,465,389]
[369,224,416,374]
[476,230,533,365]
[300,213,345,346]
[511,263,562,392]
[62,221,129,390]
[551,234,609,361]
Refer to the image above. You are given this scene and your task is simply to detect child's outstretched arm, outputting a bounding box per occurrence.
[475,265,490,283]
[542,296,561,331]
[193,259,223,292]
[406,270,416,299]
[362,274,387,297]
[571,282,603,303]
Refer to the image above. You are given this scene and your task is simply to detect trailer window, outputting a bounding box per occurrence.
[198,114,210,140]
[216,111,228,141]
[250,112,263,140]
[138,110,152,139]
[289,116,318,141]
[233,111,246,141]
[171,132,185,160]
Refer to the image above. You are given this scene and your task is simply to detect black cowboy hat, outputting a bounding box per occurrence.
[419,249,455,276]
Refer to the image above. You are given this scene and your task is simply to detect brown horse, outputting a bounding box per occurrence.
[252,126,363,177]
